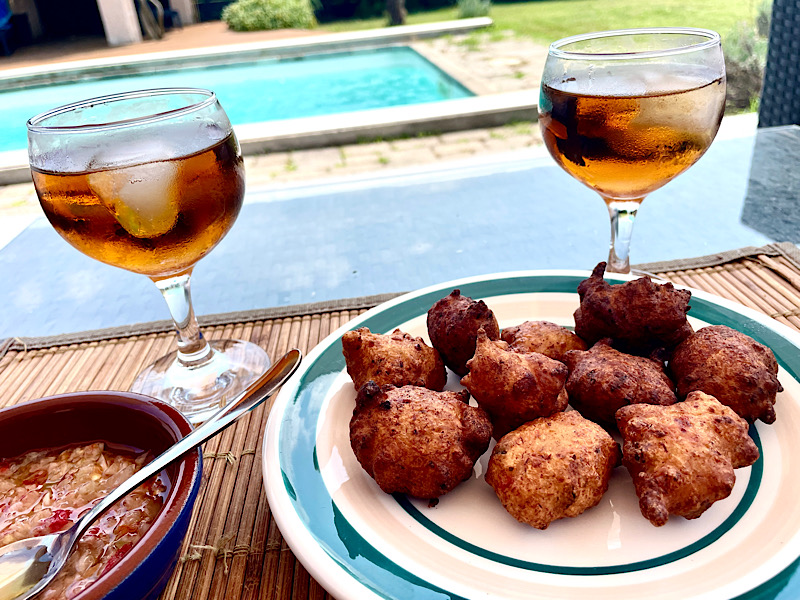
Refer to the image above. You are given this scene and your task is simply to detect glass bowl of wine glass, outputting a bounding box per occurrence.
[27,88,269,423]
[538,28,726,273]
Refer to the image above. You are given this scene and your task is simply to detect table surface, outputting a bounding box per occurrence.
[1,242,800,600]
[1,125,798,340]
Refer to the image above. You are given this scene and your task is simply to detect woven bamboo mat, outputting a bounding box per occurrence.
[0,241,799,600]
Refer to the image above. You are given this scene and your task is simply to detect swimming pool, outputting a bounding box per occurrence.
[0,46,473,154]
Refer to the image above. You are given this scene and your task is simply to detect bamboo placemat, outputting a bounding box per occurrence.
[0,241,799,600]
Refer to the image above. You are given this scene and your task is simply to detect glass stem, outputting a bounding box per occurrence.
[152,270,215,367]
[605,199,643,274]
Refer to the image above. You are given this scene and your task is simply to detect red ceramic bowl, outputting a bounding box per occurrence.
[0,391,202,600]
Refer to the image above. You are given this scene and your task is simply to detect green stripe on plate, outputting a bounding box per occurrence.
[277,274,798,598]
[395,425,763,574]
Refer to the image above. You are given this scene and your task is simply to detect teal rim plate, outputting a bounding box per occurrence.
[263,270,800,600]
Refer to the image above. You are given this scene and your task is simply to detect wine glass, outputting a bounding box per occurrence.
[27,88,270,423]
[538,28,726,273]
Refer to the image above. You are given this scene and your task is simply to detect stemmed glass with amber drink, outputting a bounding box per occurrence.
[27,88,269,423]
[538,28,726,273]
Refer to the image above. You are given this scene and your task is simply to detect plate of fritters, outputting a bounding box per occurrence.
[263,266,800,600]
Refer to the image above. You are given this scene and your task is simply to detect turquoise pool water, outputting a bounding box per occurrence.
[0,46,473,154]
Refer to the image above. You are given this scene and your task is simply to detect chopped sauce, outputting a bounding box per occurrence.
[0,442,167,599]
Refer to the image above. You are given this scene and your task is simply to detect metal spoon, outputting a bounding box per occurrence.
[0,348,302,600]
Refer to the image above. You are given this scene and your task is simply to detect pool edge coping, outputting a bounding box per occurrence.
[0,18,494,88]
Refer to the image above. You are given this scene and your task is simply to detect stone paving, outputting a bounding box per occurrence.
[423,31,548,94]
[244,121,541,186]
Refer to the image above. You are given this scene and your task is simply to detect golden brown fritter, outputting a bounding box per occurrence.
[669,325,782,424]
[501,321,588,363]
[349,382,492,499]
[485,411,620,530]
[341,327,447,392]
[564,339,677,426]
[461,328,569,439]
[616,391,760,527]
[427,289,500,376]
[574,262,693,354]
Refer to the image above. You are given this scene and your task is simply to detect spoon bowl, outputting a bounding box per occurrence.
[0,537,54,598]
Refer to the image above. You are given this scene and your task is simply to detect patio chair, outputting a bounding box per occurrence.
[136,0,165,39]
[758,0,800,127]
[0,0,13,56]
[163,0,182,28]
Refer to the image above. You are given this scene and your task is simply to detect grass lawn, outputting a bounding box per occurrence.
[318,0,763,45]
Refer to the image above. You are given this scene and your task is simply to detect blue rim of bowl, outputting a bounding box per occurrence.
[274,272,800,599]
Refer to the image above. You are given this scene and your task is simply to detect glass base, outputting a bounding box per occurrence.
[131,339,271,424]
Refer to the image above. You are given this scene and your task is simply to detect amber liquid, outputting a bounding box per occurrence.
[539,72,725,201]
[33,133,244,278]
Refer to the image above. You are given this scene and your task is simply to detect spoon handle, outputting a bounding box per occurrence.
[71,349,302,541]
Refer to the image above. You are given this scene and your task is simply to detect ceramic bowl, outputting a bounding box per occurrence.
[0,391,202,600]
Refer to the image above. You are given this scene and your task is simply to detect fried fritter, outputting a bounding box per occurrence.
[670,325,782,424]
[616,391,760,527]
[564,339,677,426]
[501,320,588,363]
[574,262,693,354]
[427,289,500,376]
[341,327,447,391]
[461,328,569,439]
[485,411,620,529]
[349,382,492,499]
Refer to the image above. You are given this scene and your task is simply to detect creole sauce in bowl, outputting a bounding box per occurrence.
[0,391,201,600]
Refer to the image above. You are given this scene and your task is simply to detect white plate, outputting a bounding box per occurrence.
[263,270,800,600]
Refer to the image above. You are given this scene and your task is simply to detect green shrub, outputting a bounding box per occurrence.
[457,0,489,18]
[222,0,317,31]
[722,0,770,112]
